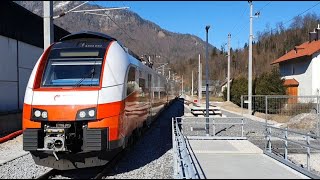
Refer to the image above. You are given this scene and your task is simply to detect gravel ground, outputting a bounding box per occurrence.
[0,153,52,179]
[104,99,184,179]
[0,134,26,162]
[0,134,52,179]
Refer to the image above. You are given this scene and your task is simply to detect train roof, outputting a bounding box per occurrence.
[59,31,153,68]
[59,31,117,41]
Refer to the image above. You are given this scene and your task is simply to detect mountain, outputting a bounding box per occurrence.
[14,1,214,65]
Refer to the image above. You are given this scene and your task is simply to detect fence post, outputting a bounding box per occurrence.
[265,95,268,125]
[306,133,310,172]
[267,127,272,153]
[284,127,288,161]
[212,117,215,136]
[241,95,243,117]
[241,118,244,137]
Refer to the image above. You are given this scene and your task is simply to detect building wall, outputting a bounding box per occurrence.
[0,2,70,136]
[0,35,42,112]
[312,52,320,95]
[279,57,313,96]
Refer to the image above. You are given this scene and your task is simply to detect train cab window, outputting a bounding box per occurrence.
[127,67,136,96]
[41,48,105,87]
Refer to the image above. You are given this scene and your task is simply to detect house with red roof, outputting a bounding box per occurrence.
[271,26,320,96]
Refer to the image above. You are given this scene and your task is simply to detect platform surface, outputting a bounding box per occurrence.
[187,139,309,179]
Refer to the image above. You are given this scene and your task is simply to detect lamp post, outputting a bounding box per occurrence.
[205,25,210,136]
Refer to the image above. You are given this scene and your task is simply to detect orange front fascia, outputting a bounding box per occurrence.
[29,100,124,121]
[89,101,125,141]
[22,104,41,130]
[32,104,97,121]
[88,114,122,141]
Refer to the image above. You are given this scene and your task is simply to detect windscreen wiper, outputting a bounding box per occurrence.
[73,68,95,88]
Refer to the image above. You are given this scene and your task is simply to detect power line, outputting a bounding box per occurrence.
[233,21,249,42]
[231,6,248,32]
[235,1,320,48]
[262,1,320,36]
[256,1,271,13]
[282,1,320,26]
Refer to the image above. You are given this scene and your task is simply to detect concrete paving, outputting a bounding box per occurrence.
[187,139,309,179]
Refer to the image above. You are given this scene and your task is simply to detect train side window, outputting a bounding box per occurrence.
[127,67,136,96]
[139,78,146,97]
[148,74,152,97]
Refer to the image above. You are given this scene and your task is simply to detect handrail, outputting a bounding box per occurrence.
[172,117,201,179]
[266,125,320,139]
[265,125,320,178]
[176,117,245,138]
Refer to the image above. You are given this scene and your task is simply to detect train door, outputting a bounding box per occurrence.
[124,66,137,136]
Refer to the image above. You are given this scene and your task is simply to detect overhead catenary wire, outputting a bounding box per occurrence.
[53,1,89,19]
[85,11,141,50]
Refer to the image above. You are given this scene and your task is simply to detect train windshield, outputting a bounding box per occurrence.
[41,48,105,87]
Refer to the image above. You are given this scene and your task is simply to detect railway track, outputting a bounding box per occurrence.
[36,140,134,179]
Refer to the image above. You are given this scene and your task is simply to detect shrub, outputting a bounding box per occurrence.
[222,87,227,101]
[230,76,248,106]
[253,68,287,114]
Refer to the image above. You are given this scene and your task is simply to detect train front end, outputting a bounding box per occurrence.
[22,32,126,170]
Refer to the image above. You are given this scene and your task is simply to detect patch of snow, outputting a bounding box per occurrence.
[53,1,71,11]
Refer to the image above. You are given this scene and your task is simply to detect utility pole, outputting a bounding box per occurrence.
[205,25,210,135]
[192,71,194,96]
[248,1,253,114]
[227,33,231,102]
[168,70,171,80]
[198,54,202,106]
[43,1,53,50]
[248,1,259,114]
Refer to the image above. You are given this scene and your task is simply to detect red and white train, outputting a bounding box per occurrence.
[22,31,179,170]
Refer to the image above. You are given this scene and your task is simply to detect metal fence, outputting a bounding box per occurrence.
[177,117,245,139]
[241,95,320,178]
[241,95,320,135]
[265,125,320,179]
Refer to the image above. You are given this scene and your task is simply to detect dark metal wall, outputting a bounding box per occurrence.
[0,1,70,48]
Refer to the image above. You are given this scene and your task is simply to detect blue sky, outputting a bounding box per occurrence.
[93,1,320,50]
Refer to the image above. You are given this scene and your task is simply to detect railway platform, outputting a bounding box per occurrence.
[172,99,316,179]
[185,139,308,179]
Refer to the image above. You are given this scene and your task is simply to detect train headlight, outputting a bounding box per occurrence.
[31,108,48,121]
[34,110,41,117]
[88,110,95,117]
[41,111,48,118]
[79,111,86,118]
[76,108,96,120]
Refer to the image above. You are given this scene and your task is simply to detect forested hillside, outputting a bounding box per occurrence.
[174,13,320,91]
